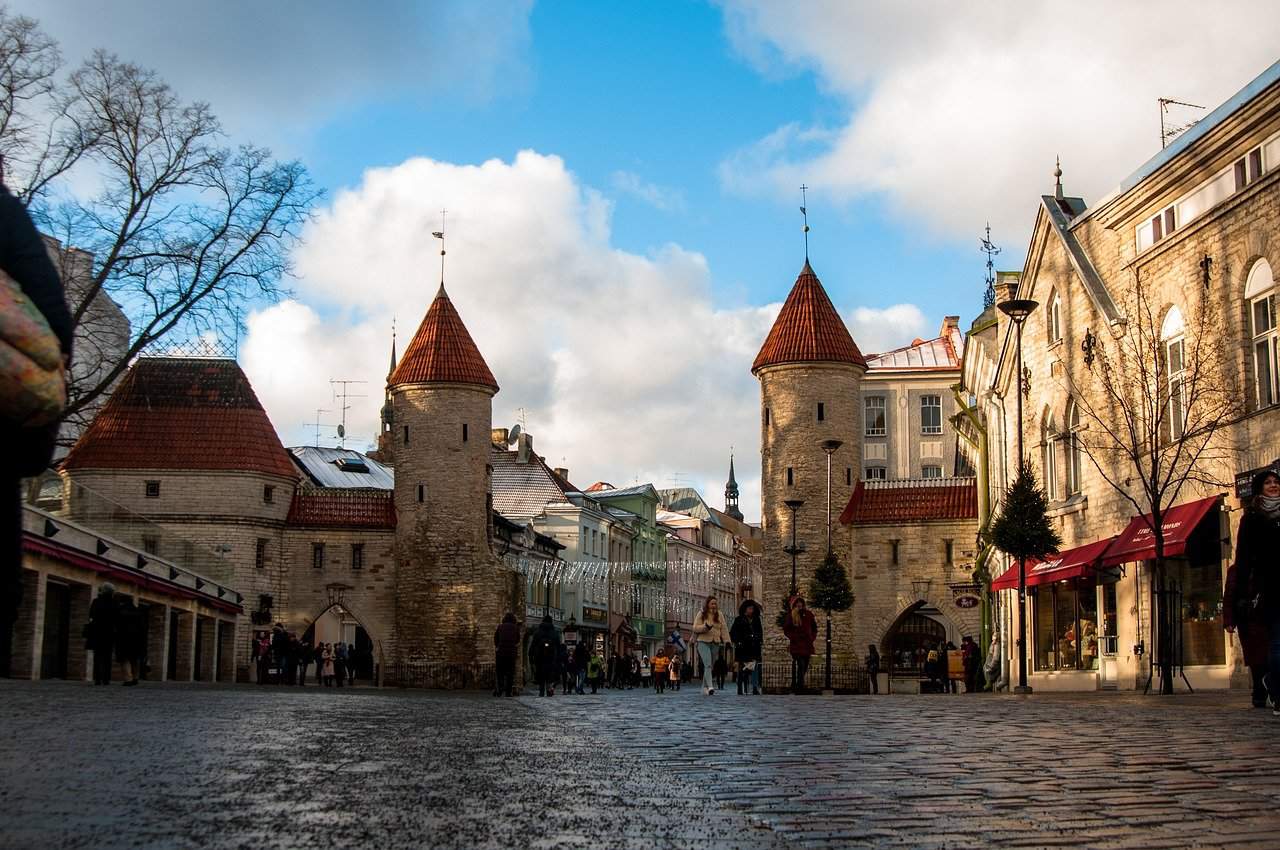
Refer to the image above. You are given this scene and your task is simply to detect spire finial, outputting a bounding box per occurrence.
[388,318,397,379]
[980,222,1001,310]
[430,208,447,291]
[799,184,810,261]
[1054,156,1063,200]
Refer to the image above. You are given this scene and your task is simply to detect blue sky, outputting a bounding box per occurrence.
[16,1,1280,518]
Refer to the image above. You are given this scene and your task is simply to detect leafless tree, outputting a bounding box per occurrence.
[0,10,319,438]
[1063,269,1242,694]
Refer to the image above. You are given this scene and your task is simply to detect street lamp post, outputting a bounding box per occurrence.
[818,439,843,692]
[782,498,804,694]
[998,297,1038,696]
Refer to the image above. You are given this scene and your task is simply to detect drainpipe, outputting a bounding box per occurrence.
[951,385,995,655]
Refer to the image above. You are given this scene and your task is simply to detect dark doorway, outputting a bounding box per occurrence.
[167,610,179,680]
[883,611,947,673]
[40,581,71,680]
[353,626,374,680]
[193,618,205,681]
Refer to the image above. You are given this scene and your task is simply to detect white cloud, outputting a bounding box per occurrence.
[717,1,1280,244]
[243,151,775,520]
[846,304,929,357]
[610,170,687,213]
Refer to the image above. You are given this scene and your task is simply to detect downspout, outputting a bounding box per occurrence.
[951,384,995,653]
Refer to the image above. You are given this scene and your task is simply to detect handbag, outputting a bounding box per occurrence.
[0,274,66,426]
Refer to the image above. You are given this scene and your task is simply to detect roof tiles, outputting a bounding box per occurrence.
[389,285,498,391]
[752,261,866,373]
[839,478,978,525]
[287,489,396,529]
[61,358,298,479]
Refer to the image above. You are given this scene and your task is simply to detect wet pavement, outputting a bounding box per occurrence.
[1,680,1278,849]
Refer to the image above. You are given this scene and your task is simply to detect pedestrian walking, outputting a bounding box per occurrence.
[529,615,561,697]
[782,595,817,694]
[669,654,681,691]
[334,641,347,688]
[731,599,763,695]
[114,594,145,686]
[587,650,604,694]
[1235,469,1280,711]
[0,179,73,680]
[652,649,669,693]
[86,584,118,685]
[321,643,335,686]
[693,596,730,695]
[573,641,589,695]
[494,612,521,697]
[866,644,881,694]
[297,640,311,687]
[960,636,980,694]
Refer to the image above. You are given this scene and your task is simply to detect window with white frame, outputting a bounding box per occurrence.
[1042,410,1059,501]
[1065,400,1082,497]
[864,396,886,436]
[865,466,887,480]
[1048,291,1063,344]
[1247,259,1278,409]
[1162,306,1187,442]
[921,465,943,479]
[920,395,942,435]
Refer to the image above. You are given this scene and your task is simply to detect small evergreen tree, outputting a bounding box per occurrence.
[989,460,1061,564]
[809,551,854,614]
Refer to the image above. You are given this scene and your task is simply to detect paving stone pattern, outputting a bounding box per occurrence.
[1,682,1278,849]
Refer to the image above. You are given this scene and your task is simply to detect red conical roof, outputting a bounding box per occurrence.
[389,285,498,391]
[61,358,298,479]
[752,261,866,373]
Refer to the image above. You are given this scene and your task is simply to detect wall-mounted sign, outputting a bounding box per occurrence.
[583,606,608,623]
[1236,461,1280,498]
[954,595,980,609]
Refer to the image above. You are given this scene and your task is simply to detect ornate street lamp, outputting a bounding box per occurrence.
[818,439,843,555]
[782,498,805,596]
[998,296,1038,696]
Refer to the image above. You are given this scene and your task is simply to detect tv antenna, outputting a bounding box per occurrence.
[799,184,811,260]
[980,222,1001,310]
[1159,98,1205,149]
[307,408,332,446]
[329,379,367,447]
[516,407,528,431]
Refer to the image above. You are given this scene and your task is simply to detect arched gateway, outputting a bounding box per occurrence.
[301,602,385,683]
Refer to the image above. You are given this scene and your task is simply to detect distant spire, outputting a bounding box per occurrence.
[431,208,447,290]
[1054,156,1064,200]
[724,449,743,521]
[387,318,397,380]
[799,184,810,261]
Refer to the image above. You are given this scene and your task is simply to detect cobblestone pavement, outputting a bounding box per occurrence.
[2,681,1278,849]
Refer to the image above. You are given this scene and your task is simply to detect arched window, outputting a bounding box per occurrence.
[1042,409,1059,501]
[1161,306,1186,441]
[1065,400,1082,497]
[1247,259,1277,409]
[1048,290,1063,344]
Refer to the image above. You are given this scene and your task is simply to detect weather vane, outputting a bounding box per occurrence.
[980,222,1001,310]
[431,208,447,287]
[800,184,810,260]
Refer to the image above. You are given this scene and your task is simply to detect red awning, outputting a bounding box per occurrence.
[1100,496,1220,567]
[991,536,1117,591]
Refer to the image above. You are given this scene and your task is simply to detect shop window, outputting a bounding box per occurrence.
[1033,582,1100,672]
[1247,259,1277,409]
[865,396,886,436]
[1169,557,1225,666]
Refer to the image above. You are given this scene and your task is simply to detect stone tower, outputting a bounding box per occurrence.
[752,261,866,677]
[724,453,744,522]
[389,283,515,670]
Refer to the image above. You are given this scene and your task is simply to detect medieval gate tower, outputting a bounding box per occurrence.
[753,261,867,677]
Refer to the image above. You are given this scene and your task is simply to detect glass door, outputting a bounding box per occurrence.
[1098,582,1119,689]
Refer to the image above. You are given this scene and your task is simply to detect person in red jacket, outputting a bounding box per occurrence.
[782,595,818,694]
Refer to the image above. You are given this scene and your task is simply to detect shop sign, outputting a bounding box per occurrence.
[954,595,980,609]
[582,606,608,623]
[1236,460,1280,498]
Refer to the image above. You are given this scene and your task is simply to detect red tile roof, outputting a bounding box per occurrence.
[62,358,298,479]
[389,285,498,391]
[752,261,867,373]
[287,489,396,529]
[839,478,978,525]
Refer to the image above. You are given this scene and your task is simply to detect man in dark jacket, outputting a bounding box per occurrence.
[731,599,764,695]
[528,615,560,697]
[493,612,521,697]
[572,640,589,695]
[0,183,72,678]
[115,595,146,686]
[87,584,118,685]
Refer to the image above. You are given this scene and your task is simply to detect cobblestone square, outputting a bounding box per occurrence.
[2,682,1278,849]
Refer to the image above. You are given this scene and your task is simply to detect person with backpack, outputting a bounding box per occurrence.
[529,615,561,697]
[731,599,763,695]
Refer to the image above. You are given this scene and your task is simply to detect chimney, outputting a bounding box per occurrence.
[554,467,570,482]
[994,271,1020,305]
[491,427,509,446]
[516,432,534,464]
[942,316,960,332]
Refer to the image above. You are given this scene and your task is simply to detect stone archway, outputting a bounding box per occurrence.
[878,599,964,672]
[301,602,385,685]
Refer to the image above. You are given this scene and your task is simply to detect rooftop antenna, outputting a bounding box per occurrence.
[980,222,1001,310]
[329,379,367,448]
[799,184,810,261]
[431,208,447,290]
[1158,97,1205,149]
[308,408,332,446]
[668,472,687,487]
[517,407,528,431]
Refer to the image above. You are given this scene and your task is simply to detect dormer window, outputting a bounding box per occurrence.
[336,457,369,473]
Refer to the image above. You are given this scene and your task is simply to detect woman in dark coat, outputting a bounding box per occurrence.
[114,594,146,686]
[1234,469,1280,711]
[86,584,118,685]
[730,599,763,695]
[528,615,561,697]
[781,595,818,694]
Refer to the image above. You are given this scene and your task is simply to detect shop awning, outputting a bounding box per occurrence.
[991,536,1117,591]
[1100,496,1220,567]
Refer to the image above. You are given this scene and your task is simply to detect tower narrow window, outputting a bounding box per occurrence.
[890,539,899,565]
[765,407,771,426]
[944,539,954,565]
[145,480,160,499]
[255,538,267,570]
[817,402,825,422]
[403,425,410,444]
[462,423,468,442]
[786,467,794,487]
[417,483,425,503]
[845,467,852,486]
[312,542,324,570]
[351,543,364,570]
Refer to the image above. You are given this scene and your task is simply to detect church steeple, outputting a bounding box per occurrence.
[724,452,743,522]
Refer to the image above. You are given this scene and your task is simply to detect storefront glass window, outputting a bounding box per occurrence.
[1171,557,1225,666]
[1033,581,1099,671]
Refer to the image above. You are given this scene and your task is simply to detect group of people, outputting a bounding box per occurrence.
[1225,469,1280,714]
[252,624,362,687]
[84,583,147,686]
